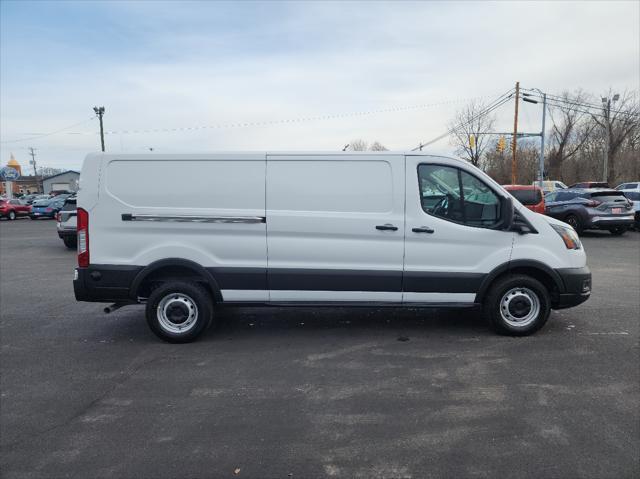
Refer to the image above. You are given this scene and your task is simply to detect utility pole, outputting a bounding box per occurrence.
[28,147,40,193]
[93,106,105,152]
[601,94,619,183]
[511,81,520,184]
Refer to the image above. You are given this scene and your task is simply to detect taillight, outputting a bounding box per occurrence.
[45,207,53,212]
[77,207,89,267]
[585,200,601,207]
[56,212,61,222]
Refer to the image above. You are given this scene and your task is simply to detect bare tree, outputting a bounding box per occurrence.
[348,139,388,151]
[349,139,368,151]
[590,89,640,184]
[369,141,388,151]
[546,90,595,180]
[39,166,65,177]
[448,99,496,167]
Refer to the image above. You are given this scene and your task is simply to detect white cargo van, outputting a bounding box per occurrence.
[74,152,591,342]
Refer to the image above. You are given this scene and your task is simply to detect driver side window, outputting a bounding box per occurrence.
[418,164,501,228]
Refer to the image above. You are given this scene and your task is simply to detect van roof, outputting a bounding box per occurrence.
[87,151,464,163]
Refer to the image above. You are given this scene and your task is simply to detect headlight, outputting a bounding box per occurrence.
[551,224,582,250]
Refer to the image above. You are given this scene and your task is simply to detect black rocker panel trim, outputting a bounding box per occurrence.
[267,268,403,292]
[403,271,485,293]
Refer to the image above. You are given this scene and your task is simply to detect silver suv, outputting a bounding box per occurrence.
[56,196,77,248]
[616,182,640,229]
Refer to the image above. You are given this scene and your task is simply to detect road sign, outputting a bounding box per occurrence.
[0,166,20,181]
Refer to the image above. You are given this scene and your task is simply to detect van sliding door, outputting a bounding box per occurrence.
[266,154,405,302]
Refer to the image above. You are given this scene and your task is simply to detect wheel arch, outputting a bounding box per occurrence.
[130,258,223,303]
[476,260,565,304]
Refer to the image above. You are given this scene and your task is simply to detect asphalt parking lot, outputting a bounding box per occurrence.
[1,219,638,479]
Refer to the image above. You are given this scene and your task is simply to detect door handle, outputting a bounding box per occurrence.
[412,226,434,234]
[376,224,398,231]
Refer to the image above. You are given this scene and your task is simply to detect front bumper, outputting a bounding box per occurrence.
[553,266,592,309]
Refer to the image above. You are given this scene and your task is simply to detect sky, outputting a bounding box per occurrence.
[1,0,638,172]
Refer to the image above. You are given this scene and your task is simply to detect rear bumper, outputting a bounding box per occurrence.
[587,215,635,229]
[74,265,141,303]
[553,266,591,309]
[57,229,77,239]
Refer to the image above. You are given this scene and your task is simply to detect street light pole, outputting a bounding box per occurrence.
[93,106,105,152]
[538,93,547,190]
[522,88,547,189]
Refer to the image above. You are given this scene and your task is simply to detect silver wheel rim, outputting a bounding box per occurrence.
[9,211,15,220]
[157,293,198,334]
[500,287,540,328]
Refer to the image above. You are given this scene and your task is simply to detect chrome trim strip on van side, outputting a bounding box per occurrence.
[121,213,266,223]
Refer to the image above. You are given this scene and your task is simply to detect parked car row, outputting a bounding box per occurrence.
[57,196,77,248]
[0,199,32,220]
[2,194,79,248]
[506,181,639,235]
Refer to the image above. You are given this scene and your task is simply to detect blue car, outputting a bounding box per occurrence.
[29,197,66,220]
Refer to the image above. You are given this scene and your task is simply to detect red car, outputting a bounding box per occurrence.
[502,185,545,214]
[0,199,31,220]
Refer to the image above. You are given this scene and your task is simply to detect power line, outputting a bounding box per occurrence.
[0,117,96,144]
[539,98,620,120]
[100,94,502,136]
[412,88,516,151]
[522,89,639,118]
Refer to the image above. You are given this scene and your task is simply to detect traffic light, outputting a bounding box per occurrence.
[469,135,476,149]
[497,136,506,153]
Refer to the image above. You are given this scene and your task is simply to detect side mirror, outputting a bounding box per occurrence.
[500,196,514,230]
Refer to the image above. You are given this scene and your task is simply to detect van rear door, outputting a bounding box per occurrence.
[403,155,514,303]
[266,153,405,302]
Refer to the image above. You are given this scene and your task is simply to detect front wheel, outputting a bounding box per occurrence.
[608,226,627,236]
[8,210,16,220]
[145,281,213,343]
[483,274,551,336]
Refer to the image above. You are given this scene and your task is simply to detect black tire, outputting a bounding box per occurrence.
[483,274,551,336]
[8,210,16,220]
[608,226,627,236]
[145,281,213,343]
[564,214,582,235]
[62,236,77,249]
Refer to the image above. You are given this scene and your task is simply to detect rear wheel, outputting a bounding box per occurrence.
[564,214,582,235]
[608,226,627,236]
[8,210,16,220]
[483,274,551,336]
[145,281,213,343]
[62,236,77,249]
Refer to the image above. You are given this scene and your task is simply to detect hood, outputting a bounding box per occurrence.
[539,214,571,229]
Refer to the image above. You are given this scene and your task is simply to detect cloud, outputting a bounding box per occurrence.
[1,1,638,170]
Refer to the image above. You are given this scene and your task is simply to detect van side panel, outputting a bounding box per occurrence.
[265,154,405,302]
[92,154,268,301]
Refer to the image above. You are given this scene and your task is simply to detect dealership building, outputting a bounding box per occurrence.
[42,171,80,194]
